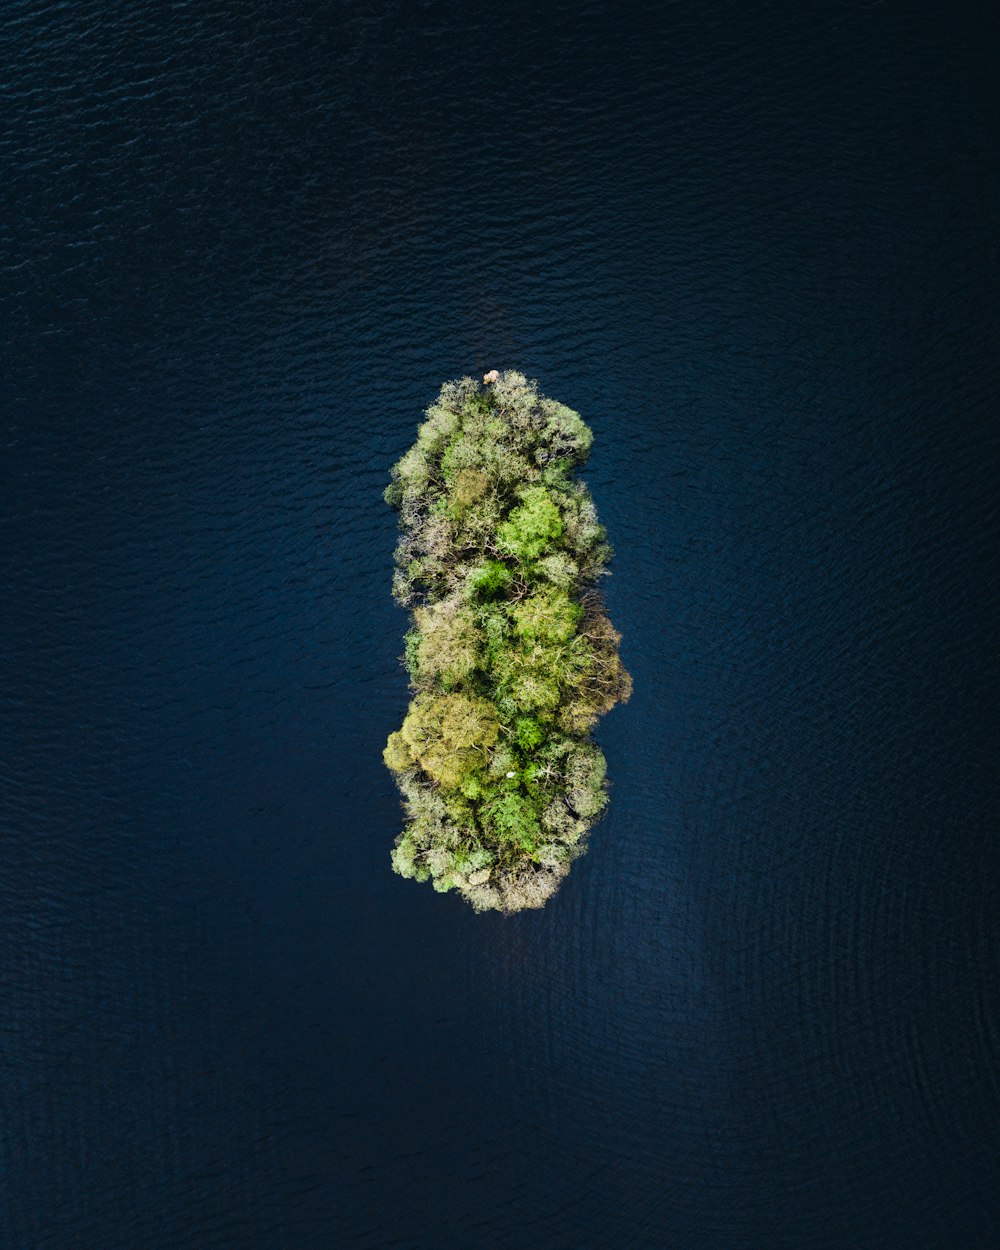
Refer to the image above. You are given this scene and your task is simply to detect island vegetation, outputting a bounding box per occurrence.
[384,370,631,912]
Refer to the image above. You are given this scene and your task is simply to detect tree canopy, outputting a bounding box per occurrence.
[384,371,631,912]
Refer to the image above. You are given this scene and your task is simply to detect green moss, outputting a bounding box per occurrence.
[385,371,631,912]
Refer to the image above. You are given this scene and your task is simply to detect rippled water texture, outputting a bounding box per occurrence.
[3,3,998,1247]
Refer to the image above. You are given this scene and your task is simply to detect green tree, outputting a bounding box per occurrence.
[384,371,630,912]
[497,486,564,563]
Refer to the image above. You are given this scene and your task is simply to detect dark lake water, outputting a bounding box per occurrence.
[3,2,998,1246]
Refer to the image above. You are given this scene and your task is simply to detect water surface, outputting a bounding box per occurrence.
[2,3,998,1247]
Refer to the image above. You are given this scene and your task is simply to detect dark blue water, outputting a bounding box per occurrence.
[3,3,998,1246]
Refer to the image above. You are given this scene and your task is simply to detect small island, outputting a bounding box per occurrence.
[384,371,631,911]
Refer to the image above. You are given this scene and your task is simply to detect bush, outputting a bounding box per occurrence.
[497,486,564,562]
[466,560,513,601]
[514,716,545,751]
[385,371,630,911]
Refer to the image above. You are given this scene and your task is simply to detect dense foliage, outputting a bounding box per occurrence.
[384,371,631,912]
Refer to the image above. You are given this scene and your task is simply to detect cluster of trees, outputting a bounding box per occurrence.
[384,371,631,912]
